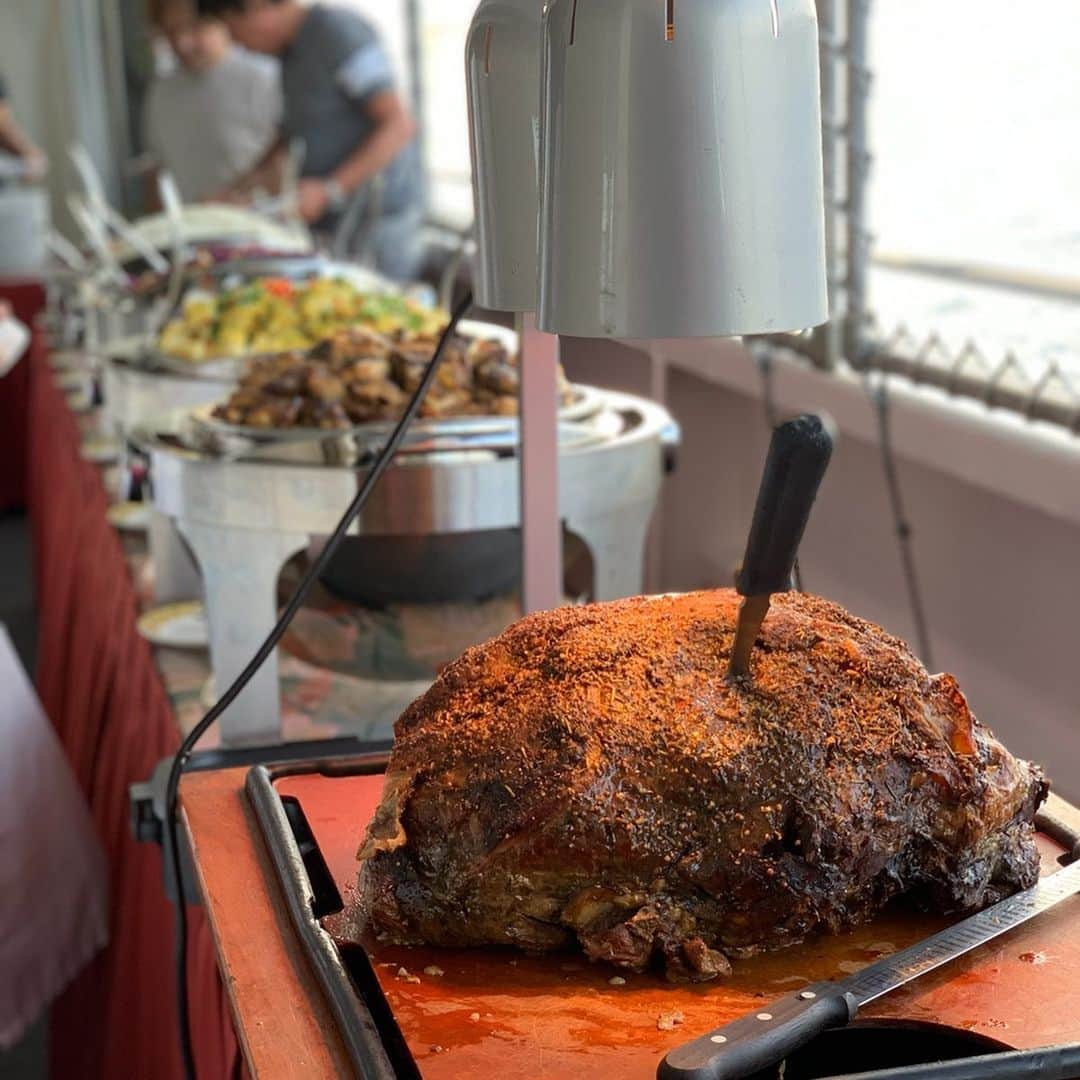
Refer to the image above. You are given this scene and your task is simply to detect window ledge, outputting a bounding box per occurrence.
[649,337,1080,528]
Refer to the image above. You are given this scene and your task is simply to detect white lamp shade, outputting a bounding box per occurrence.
[537,0,829,339]
[465,0,543,313]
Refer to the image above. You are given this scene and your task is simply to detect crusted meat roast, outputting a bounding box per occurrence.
[357,590,1047,983]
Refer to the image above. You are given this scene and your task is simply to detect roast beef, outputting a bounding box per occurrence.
[358,590,1047,982]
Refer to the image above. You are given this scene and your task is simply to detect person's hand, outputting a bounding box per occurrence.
[23,149,47,181]
[296,178,330,224]
[0,301,12,320]
[206,187,248,206]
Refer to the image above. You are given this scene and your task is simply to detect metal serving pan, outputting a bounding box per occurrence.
[104,313,518,383]
[245,757,1080,1080]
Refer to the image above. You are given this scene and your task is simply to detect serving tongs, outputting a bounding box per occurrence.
[727,413,835,679]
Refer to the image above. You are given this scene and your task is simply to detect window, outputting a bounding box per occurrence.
[333,0,475,227]
[416,0,475,226]
[344,1,1080,402]
[868,0,1080,379]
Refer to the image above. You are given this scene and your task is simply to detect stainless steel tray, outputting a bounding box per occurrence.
[186,381,606,445]
[106,316,520,384]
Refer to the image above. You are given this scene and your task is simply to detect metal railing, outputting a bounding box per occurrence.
[863,321,1080,431]
[872,253,1080,305]
[787,0,1080,434]
[761,323,1080,433]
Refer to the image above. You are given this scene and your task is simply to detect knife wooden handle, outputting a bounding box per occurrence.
[658,982,857,1080]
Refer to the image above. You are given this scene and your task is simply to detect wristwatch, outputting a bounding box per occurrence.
[324,178,348,214]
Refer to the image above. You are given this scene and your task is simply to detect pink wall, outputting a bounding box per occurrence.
[562,337,1080,802]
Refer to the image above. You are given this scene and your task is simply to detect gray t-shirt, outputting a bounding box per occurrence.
[280,4,422,217]
[144,47,281,202]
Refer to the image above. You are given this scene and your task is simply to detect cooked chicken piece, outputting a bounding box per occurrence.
[264,368,306,397]
[305,367,346,404]
[344,379,409,423]
[212,327,572,427]
[358,590,1047,983]
[467,338,572,408]
[392,336,470,394]
[298,398,350,429]
[470,340,519,397]
[243,405,279,428]
[323,326,395,367]
[342,357,393,385]
[458,388,518,417]
[418,390,475,419]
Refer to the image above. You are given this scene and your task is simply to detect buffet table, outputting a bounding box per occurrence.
[22,278,674,1075]
[0,276,46,512]
[181,764,1080,1079]
[24,335,523,1077]
[26,347,241,1079]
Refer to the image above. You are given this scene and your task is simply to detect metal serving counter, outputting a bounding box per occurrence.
[141,389,678,743]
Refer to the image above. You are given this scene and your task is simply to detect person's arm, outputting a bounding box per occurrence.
[143,165,163,214]
[140,91,164,212]
[210,134,288,203]
[0,101,46,175]
[296,89,416,223]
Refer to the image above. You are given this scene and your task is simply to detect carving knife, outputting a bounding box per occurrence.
[659,856,1080,1080]
[729,413,835,678]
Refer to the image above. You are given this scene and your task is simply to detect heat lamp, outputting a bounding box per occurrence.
[466,0,829,605]
[465,0,542,313]
[467,0,828,334]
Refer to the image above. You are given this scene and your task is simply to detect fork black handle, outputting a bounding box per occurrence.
[737,414,834,597]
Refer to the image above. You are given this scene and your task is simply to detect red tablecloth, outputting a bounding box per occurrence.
[27,350,241,1079]
[0,277,46,513]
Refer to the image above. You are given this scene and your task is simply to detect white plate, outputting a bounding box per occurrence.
[102,466,124,500]
[152,352,246,381]
[100,335,149,363]
[191,381,602,442]
[106,501,152,533]
[54,369,87,392]
[0,316,31,376]
[188,400,516,443]
[81,436,121,465]
[116,205,312,261]
[65,389,95,414]
[49,349,88,371]
[136,601,209,649]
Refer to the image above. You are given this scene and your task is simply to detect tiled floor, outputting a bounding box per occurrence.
[0,511,48,1079]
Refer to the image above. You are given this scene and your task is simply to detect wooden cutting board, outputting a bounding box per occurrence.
[182,768,1080,1080]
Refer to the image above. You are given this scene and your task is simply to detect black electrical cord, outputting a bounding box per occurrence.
[165,289,474,1080]
[869,375,935,669]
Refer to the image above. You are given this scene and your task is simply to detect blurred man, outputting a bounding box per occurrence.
[197,0,424,280]
[0,74,47,178]
[143,0,281,202]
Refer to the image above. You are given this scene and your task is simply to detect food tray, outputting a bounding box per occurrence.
[107,317,527,386]
[188,382,606,447]
[245,758,1080,1080]
[104,335,239,383]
